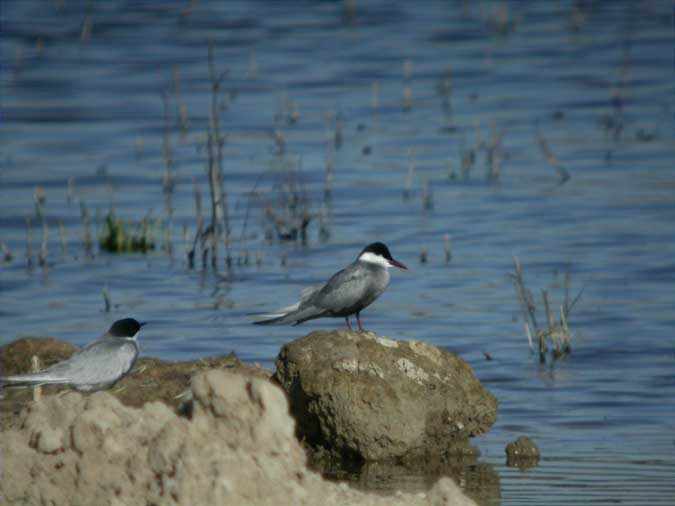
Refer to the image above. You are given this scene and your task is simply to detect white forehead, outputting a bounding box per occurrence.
[358,251,390,267]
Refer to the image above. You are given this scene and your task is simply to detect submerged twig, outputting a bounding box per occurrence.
[536,124,571,184]
[102,285,112,313]
[443,234,452,264]
[403,148,415,199]
[58,220,67,257]
[486,122,505,182]
[205,40,231,269]
[1,241,13,262]
[25,216,34,270]
[80,201,93,257]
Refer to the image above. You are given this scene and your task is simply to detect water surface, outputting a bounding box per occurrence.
[1,1,674,504]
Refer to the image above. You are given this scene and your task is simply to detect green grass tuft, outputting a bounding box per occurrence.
[99,212,156,253]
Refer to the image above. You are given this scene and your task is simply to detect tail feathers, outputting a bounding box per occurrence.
[252,304,323,326]
[252,286,323,326]
[251,302,300,325]
[1,373,70,387]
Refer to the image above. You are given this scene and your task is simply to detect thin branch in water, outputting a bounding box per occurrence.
[187,179,204,269]
[25,216,34,270]
[324,153,334,201]
[67,177,76,206]
[459,136,475,180]
[403,148,415,199]
[1,241,13,262]
[80,201,93,257]
[486,122,505,182]
[172,65,189,134]
[565,284,586,320]
[34,187,48,267]
[372,81,380,112]
[39,219,48,268]
[524,322,533,353]
[443,234,452,264]
[421,178,434,210]
[542,289,555,330]
[204,40,231,269]
[58,220,67,257]
[334,113,343,150]
[102,285,112,312]
[536,123,570,184]
[510,256,539,333]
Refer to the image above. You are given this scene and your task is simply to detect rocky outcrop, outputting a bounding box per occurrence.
[273,330,498,463]
[0,369,476,506]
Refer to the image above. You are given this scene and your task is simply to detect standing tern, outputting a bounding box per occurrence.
[253,242,407,330]
[1,318,145,392]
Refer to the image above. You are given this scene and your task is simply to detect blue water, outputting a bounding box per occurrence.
[1,1,674,504]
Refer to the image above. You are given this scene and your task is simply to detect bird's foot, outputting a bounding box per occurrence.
[356,313,365,332]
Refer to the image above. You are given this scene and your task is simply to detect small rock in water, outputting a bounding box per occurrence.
[505,435,540,469]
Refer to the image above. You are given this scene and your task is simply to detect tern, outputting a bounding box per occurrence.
[253,242,407,330]
[1,318,145,392]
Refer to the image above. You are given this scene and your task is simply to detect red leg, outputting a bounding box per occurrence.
[345,316,352,330]
[356,312,364,331]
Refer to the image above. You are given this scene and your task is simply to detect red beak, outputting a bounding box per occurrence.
[389,258,408,270]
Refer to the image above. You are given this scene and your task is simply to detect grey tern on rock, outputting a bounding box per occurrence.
[0,318,145,392]
[253,242,407,330]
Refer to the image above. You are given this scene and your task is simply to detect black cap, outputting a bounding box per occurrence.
[359,242,408,270]
[360,242,393,261]
[108,318,145,338]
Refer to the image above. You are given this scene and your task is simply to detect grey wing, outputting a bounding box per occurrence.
[46,339,138,386]
[299,284,322,303]
[309,264,372,313]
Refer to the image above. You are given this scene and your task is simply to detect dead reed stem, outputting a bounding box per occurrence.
[206,40,231,269]
[403,148,415,199]
[187,180,204,269]
[58,220,67,256]
[80,201,93,257]
[161,90,175,257]
[25,217,33,269]
[443,234,452,264]
[1,241,12,262]
[535,124,570,184]
[511,257,580,362]
[511,256,541,359]
[34,187,48,267]
[486,122,505,182]
[102,285,111,313]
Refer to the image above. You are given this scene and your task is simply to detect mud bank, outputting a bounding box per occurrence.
[0,337,268,430]
[1,368,476,506]
[1,332,498,504]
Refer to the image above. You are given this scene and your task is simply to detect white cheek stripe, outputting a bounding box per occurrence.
[358,251,390,267]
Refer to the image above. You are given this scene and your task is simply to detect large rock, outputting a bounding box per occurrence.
[0,369,476,506]
[274,330,497,462]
